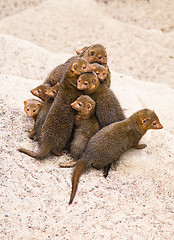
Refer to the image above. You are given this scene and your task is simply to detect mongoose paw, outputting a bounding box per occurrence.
[135,144,147,149]
[59,160,77,168]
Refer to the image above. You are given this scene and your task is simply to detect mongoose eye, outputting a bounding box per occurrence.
[78,102,82,107]
[96,72,99,75]
[84,82,88,86]
[38,89,41,94]
[83,65,86,69]
[153,121,157,126]
[53,90,56,94]
[33,109,36,112]
[143,120,146,124]
[98,56,102,60]
[27,108,29,111]
[103,72,106,75]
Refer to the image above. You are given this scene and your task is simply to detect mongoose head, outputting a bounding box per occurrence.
[30,84,51,101]
[71,95,96,118]
[137,109,163,131]
[45,83,60,99]
[91,63,109,81]
[70,58,94,76]
[24,99,42,117]
[76,44,107,65]
[77,72,100,94]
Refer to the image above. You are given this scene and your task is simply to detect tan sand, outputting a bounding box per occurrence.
[0,1,174,239]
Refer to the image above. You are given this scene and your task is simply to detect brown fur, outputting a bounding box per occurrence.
[18,58,94,159]
[30,83,51,101]
[44,44,107,86]
[59,95,99,168]
[69,109,163,204]
[24,99,42,139]
[30,98,54,141]
[76,72,100,94]
[89,83,125,128]
[45,83,60,99]
[91,63,111,87]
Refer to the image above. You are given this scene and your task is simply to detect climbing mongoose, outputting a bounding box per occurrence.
[59,95,99,168]
[91,63,110,87]
[18,58,94,159]
[76,72,100,94]
[23,99,42,139]
[45,83,60,99]
[30,83,51,101]
[44,44,107,86]
[69,109,163,204]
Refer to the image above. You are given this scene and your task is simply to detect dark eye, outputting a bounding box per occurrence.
[98,56,102,59]
[153,121,157,126]
[96,72,99,75]
[83,65,86,69]
[53,90,56,94]
[38,89,41,94]
[27,108,29,111]
[79,102,82,107]
[143,120,146,124]
[84,82,88,86]
[103,72,106,75]
[33,109,36,112]
[91,51,95,56]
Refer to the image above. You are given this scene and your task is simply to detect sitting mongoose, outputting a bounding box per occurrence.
[91,63,110,87]
[69,109,163,204]
[18,58,94,159]
[30,98,54,141]
[23,99,42,139]
[44,44,108,86]
[59,95,99,168]
[45,83,60,99]
[76,72,100,94]
[30,83,51,101]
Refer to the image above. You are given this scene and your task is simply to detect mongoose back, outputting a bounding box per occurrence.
[76,72,100,94]
[44,44,107,86]
[18,58,94,159]
[89,83,125,128]
[30,83,51,101]
[60,95,99,168]
[69,109,163,204]
[45,83,60,99]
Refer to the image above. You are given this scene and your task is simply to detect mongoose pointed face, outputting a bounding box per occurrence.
[24,99,42,117]
[71,95,95,117]
[45,83,60,99]
[76,44,107,64]
[138,109,163,131]
[71,58,94,76]
[30,84,51,101]
[77,72,100,93]
[91,63,108,81]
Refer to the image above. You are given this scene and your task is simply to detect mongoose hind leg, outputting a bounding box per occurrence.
[103,163,111,178]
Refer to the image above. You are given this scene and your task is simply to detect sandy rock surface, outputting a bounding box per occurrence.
[0,0,174,239]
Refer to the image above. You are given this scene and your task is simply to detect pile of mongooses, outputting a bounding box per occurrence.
[18,43,163,204]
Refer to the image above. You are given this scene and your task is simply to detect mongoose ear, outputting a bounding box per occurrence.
[76,46,89,55]
[24,100,27,105]
[88,50,95,57]
[87,103,92,111]
[37,102,42,108]
[141,117,150,125]
[72,63,78,72]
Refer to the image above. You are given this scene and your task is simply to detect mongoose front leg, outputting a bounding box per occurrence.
[134,144,147,149]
